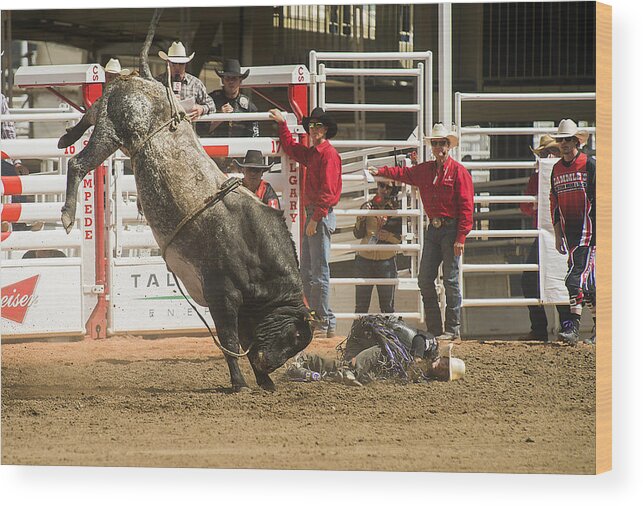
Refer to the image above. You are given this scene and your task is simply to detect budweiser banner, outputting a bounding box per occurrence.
[1,275,40,324]
[1,264,84,336]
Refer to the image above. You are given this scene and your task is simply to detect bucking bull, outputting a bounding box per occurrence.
[60,11,312,391]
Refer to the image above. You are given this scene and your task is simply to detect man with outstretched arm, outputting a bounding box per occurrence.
[269,107,342,339]
[369,124,474,340]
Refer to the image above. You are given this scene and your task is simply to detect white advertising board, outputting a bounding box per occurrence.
[538,158,571,304]
[1,260,85,336]
[109,258,211,334]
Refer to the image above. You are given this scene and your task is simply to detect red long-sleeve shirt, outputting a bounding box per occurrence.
[278,122,342,222]
[376,157,474,244]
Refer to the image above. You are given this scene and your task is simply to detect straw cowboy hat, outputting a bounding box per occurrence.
[158,41,194,64]
[551,119,589,145]
[215,59,250,80]
[302,107,338,139]
[233,150,274,172]
[104,58,131,76]
[423,123,459,148]
[530,134,559,155]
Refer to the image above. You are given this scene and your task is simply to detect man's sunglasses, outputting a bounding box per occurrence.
[378,182,394,190]
[559,136,577,142]
[430,140,448,147]
[309,122,326,129]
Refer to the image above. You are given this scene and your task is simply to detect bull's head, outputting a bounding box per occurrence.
[249,306,313,374]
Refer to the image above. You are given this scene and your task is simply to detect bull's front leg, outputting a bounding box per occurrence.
[239,316,275,391]
[208,295,249,393]
[61,125,120,233]
[58,110,94,149]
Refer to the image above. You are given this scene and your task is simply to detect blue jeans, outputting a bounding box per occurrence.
[418,221,461,336]
[301,209,336,331]
[354,256,397,313]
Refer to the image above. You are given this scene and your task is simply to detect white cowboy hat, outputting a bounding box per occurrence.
[439,342,466,381]
[158,41,194,64]
[104,58,131,76]
[423,123,459,148]
[550,119,589,145]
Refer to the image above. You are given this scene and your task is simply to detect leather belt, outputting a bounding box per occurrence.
[429,217,454,229]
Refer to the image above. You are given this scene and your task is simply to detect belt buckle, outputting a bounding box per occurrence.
[431,217,442,228]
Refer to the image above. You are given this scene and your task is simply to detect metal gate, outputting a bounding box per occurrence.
[454,92,596,334]
[309,50,433,321]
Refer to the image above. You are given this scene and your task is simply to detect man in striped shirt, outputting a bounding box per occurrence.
[550,119,596,345]
[155,41,215,121]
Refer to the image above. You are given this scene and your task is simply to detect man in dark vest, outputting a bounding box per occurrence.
[207,59,259,138]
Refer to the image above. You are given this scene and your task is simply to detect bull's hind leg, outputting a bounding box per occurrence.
[61,122,120,233]
[208,298,249,392]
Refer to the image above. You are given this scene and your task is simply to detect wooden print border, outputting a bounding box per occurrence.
[596,1,612,474]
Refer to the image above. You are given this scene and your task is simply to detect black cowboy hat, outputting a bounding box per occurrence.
[215,59,250,79]
[302,107,338,139]
[233,150,274,172]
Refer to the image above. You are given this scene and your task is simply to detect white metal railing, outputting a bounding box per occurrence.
[455,91,596,311]
[460,126,597,136]
[1,112,82,122]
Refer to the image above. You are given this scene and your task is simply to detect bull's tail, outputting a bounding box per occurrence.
[140,8,163,80]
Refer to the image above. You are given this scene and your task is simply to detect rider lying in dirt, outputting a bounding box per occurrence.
[287,315,466,386]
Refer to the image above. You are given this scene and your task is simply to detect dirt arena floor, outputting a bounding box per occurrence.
[1,334,595,474]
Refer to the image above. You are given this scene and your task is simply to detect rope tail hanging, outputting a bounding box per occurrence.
[140,8,163,80]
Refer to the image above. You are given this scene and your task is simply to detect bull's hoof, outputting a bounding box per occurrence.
[58,127,81,149]
[57,131,76,149]
[60,207,75,234]
[232,384,251,394]
[258,376,276,392]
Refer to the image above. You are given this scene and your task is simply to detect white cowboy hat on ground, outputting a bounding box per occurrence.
[551,119,589,145]
[158,41,195,64]
[439,342,466,381]
[423,123,459,148]
[104,58,131,76]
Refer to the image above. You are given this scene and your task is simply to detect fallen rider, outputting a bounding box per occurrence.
[287,315,466,386]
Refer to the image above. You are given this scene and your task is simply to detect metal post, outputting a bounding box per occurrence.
[425,51,433,159]
[454,91,462,161]
[439,3,452,127]
[319,63,326,109]
[309,50,317,110]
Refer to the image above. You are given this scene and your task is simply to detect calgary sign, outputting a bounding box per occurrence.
[1,275,40,324]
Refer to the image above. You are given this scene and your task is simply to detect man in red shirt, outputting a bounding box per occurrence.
[269,107,342,338]
[550,119,595,345]
[369,124,474,339]
[234,150,280,209]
